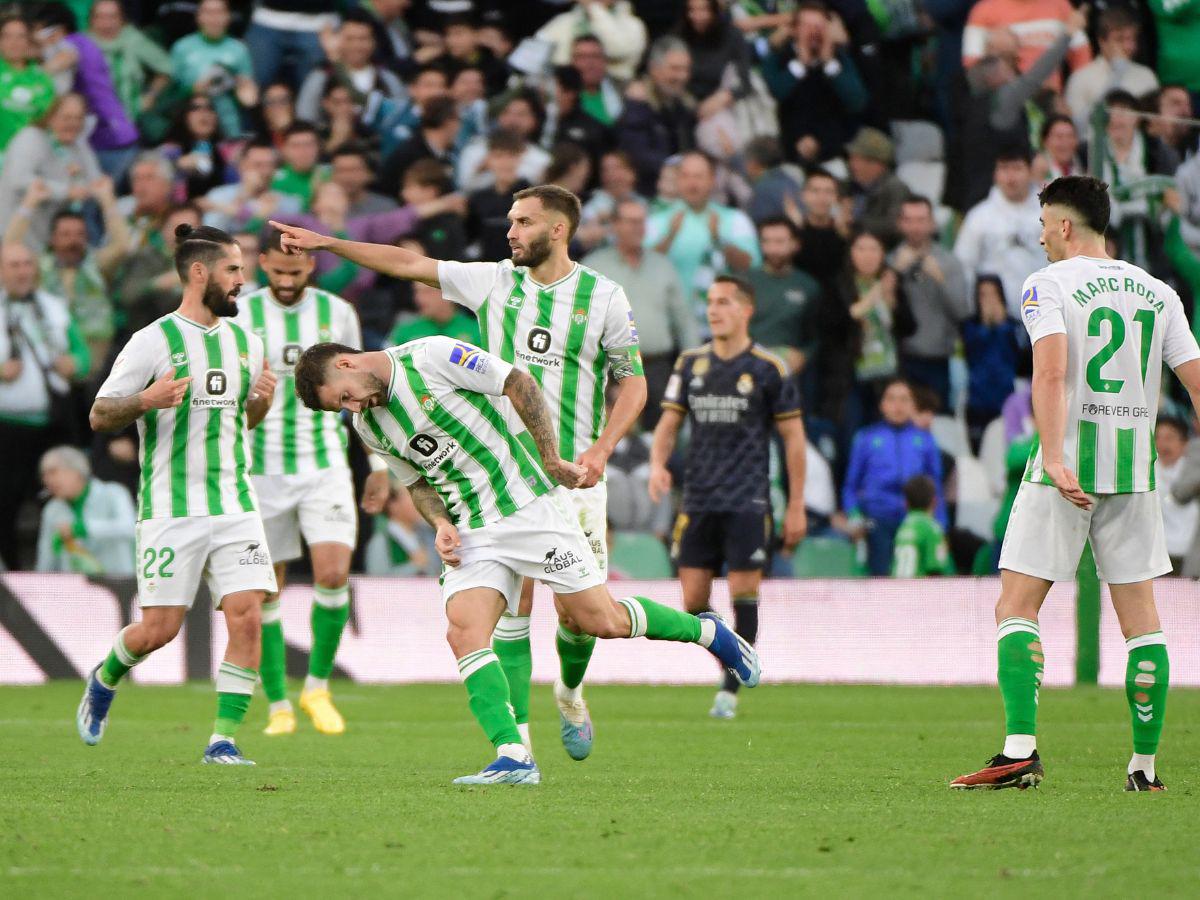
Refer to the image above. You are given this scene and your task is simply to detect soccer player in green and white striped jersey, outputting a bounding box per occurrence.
[952,176,1200,793]
[271,185,649,761]
[77,224,279,766]
[233,230,386,738]
[289,335,759,784]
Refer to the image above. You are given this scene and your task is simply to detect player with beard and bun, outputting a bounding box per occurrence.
[76,224,279,766]
[270,185,647,763]
[233,230,385,738]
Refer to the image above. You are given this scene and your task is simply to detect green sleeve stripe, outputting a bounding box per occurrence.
[456,390,551,495]
[527,288,556,388]
[1115,426,1136,493]
[477,298,489,349]
[590,347,607,444]
[248,297,267,475]
[439,459,485,529]
[312,292,332,469]
[202,332,226,516]
[558,270,598,464]
[362,409,400,456]
[1148,428,1157,490]
[140,408,157,519]
[227,322,255,512]
[397,356,518,517]
[282,310,300,474]
[158,318,191,517]
[1077,419,1098,493]
[497,271,526,364]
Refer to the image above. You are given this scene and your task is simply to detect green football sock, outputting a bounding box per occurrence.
[1126,632,1169,755]
[556,624,596,690]
[458,649,522,750]
[492,615,532,725]
[309,584,351,680]
[213,661,257,738]
[259,599,287,704]
[616,595,702,642]
[997,617,1043,738]
[98,626,144,688]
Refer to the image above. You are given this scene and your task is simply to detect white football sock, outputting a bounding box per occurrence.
[268,699,292,715]
[1002,734,1036,759]
[497,742,531,763]
[1128,753,1155,781]
[304,675,329,693]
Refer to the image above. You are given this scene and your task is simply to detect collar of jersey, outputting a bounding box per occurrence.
[171,311,223,334]
[523,261,579,290]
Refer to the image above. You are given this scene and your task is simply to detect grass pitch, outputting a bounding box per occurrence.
[1,682,1196,898]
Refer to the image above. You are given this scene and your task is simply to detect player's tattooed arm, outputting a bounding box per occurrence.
[89,368,193,432]
[503,369,586,488]
[407,477,453,529]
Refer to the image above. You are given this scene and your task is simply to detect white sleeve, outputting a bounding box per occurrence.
[1163,289,1200,369]
[354,415,422,486]
[420,335,512,397]
[338,301,363,350]
[600,284,639,352]
[1019,274,1066,344]
[437,260,501,312]
[247,332,265,384]
[96,329,162,399]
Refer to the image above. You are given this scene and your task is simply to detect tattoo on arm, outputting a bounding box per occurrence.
[504,369,559,464]
[407,477,453,528]
[90,395,146,433]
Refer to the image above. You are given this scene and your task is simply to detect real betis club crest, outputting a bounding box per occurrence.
[572,308,587,326]
[420,394,436,412]
[318,327,332,341]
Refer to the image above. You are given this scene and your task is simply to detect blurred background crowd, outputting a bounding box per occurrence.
[5,0,1200,582]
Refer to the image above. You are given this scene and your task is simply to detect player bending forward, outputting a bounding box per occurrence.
[293,335,759,785]
[952,176,1200,792]
[78,225,278,765]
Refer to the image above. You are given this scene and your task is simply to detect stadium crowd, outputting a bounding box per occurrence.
[4,0,1200,581]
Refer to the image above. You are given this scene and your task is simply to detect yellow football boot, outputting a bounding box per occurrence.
[263,707,296,736]
[299,689,345,734]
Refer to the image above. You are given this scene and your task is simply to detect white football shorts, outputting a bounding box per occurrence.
[253,469,357,563]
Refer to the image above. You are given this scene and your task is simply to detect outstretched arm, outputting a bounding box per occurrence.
[269,220,441,287]
[503,368,586,488]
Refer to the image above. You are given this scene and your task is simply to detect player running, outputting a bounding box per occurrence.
[233,230,387,737]
[291,335,758,785]
[270,186,647,761]
[951,176,1200,792]
[77,224,277,765]
[649,275,807,720]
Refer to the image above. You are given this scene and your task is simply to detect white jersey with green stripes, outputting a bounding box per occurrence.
[436,259,643,465]
[353,336,554,531]
[1020,255,1200,493]
[234,286,361,475]
[96,312,266,521]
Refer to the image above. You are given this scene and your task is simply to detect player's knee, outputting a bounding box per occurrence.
[141,620,182,651]
[313,571,349,591]
[445,624,483,658]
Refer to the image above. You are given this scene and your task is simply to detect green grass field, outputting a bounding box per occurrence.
[1,682,1196,898]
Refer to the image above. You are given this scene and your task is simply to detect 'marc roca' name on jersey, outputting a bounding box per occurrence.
[436,259,643,464]
[96,312,265,521]
[663,343,802,513]
[234,287,362,475]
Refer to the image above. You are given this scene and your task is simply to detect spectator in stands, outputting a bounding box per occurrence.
[745,218,819,377]
[317,81,379,157]
[434,14,508,96]
[571,35,623,127]
[358,0,411,72]
[1064,7,1158,135]
[87,0,173,128]
[256,81,297,148]
[5,177,129,369]
[243,0,335,91]
[577,149,645,251]
[1033,115,1083,184]
[366,64,449,159]
[117,152,176,253]
[401,159,466,262]
[961,0,1090,91]
[390,280,479,346]
[646,150,760,318]
[1148,86,1198,162]
[961,274,1023,453]
[890,474,954,577]
[1154,416,1197,575]
[296,10,403,125]
[840,377,944,576]
[537,0,648,82]
[674,0,754,150]
[201,140,300,233]
[0,240,89,569]
[891,196,970,407]
[119,202,200,331]
[1169,418,1200,577]
[742,136,804,226]
[364,485,432,576]
[792,168,848,284]
[35,445,134,576]
[0,93,101,248]
[545,143,592,197]
[0,14,55,156]
[550,65,613,169]
[169,0,258,139]
[234,229,262,293]
[456,90,550,193]
[379,94,462,198]
[584,198,697,429]
[844,127,909,244]
[1150,0,1200,98]
[466,130,530,262]
[761,2,867,164]
[953,147,1042,319]
[161,95,236,200]
[616,36,697,197]
[270,121,326,210]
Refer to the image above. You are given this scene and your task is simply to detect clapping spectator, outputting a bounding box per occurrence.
[1064,7,1158,135]
[537,0,648,82]
[86,0,173,128]
[161,95,237,200]
[35,445,134,576]
[616,36,697,196]
[577,149,645,251]
[379,95,461,198]
[962,0,1091,90]
[169,0,258,139]
[961,274,1023,453]
[296,11,404,125]
[0,14,55,156]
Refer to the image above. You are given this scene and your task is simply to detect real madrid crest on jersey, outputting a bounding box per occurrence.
[737,372,754,395]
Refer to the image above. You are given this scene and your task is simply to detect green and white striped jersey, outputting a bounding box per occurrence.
[1020,255,1200,493]
[354,336,553,530]
[234,287,361,475]
[437,259,643,464]
[97,312,265,521]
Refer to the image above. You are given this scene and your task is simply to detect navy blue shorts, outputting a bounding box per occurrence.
[670,510,773,572]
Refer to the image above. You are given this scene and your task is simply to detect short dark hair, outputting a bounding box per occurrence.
[513,184,582,239]
[1039,113,1076,144]
[712,273,755,306]
[1097,6,1138,40]
[404,157,453,194]
[1038,175,1111,234]
[421,95,459,130]
[804,168,839,189]
[329,142,371,166]
[554,64,582,93]
[903,475,937,511]
[294,342,362,412]
[174,224,236,279]
[545,142,589,184]
[1104,88,1140,112]
[283,120,320,141]
[572,34,605,52]
[900,194,933,214]
[50,209,87,232]
[911,384,940,415]
[33,2,76,32]
[995,145,1033,166]
[407,62,447,86]
[758,216,799,240]
[745,136,783,169]
[1157,415,1189,442]
[487,128,525,155]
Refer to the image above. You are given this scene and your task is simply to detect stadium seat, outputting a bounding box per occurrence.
[610,532,673,579]
[955,454,999,541]
[977,417,1009,495]
[930,414,970,459]
[897,160,946,207]
[792,536,863,578]
[890,119,945,164]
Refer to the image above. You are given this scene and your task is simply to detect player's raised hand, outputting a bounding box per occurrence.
[360,468,390,514]
[251,358,277,404]
[576,444,610,489]
[647,464,672,504]
[435,521,462,566]
[140,367,193,410]
[1044,461,1091,510]
[267,220,331,254]
[545,458,587,489]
